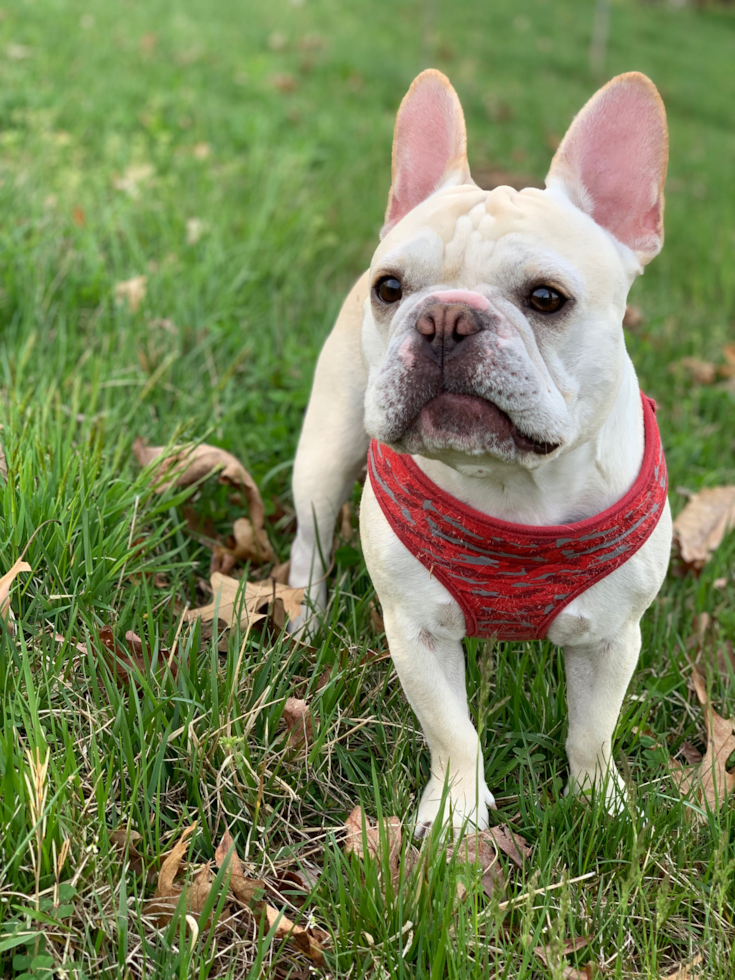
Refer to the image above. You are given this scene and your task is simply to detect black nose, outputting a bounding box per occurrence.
[415,303,482,358]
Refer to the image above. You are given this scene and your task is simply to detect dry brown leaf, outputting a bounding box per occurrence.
[213,827,264,906]
[143,822,197,925]
[719,344,735,378]
[230,516,276,565]
[262,904,326,966]
[0,558,31,623]
[213,828,324,963]
[133,440,274,567]
[344,805,402,884]
[185,572,303,631]
[487,824,532,868]
[671,666,735,812]
[672,357,717,386]
[679,741,704,766]
[282,697,314,749]
[623,304,646,329]
[0,442,7,481]
[271,72,298,92]
[115,275,147,312]
[673,486,735,570]
[110,827,145,874]
[662,954,703,979]
[448,833,505,899]
[97,626,178,686]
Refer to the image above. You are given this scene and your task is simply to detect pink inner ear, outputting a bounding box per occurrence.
[553,77,667,259]
[385,74,467,233]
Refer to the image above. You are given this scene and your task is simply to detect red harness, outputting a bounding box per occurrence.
[368,394,667,641]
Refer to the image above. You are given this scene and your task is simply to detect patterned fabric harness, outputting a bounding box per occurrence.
[368,393,667,641]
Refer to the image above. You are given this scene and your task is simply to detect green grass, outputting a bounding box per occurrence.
[1,0,734,976]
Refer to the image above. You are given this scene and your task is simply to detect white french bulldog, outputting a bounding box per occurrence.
[288,70,672,832]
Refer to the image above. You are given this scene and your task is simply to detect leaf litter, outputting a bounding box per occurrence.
[185,571,304,632]
[673,485,735,571]
[142,823,325,964]
[134,438,276,570]
[671,665,735,813]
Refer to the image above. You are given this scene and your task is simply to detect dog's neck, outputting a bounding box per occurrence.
[414,358,645,527]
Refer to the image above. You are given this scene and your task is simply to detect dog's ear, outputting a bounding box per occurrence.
[545,72,668,265]
[382,70,472,239]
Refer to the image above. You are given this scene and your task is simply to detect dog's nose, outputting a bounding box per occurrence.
[415,303,482,358]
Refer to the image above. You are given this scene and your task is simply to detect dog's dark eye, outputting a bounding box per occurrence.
[529,286,566,313]
[376,276,403,304]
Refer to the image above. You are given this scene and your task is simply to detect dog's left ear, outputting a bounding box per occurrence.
[382,70,472,239]
[545,72,668,265]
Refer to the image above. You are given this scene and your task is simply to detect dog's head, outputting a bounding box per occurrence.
[362,70,668,469]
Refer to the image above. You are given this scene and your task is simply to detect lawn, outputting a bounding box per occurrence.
[1,0,734,976]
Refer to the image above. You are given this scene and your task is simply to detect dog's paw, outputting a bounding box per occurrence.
[286,580,327,639]
[565,765,627,815]
[413,773,496,838]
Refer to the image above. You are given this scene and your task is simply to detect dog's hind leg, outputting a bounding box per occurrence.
[289,272,370,626]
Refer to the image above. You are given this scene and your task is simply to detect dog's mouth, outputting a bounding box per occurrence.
[416,392,560,456]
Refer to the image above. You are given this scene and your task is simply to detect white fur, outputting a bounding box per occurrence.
[288,75,671,830]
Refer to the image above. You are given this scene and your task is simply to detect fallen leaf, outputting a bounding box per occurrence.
[623,304,646,329]
[671,357,717,386]
[263,904,326,966]
[662,954,703,979]
[96,626,178,686]
[133,439,268,533]
[214,828,324,964]
[448,832,505,899]
[185,572,304,631]
[487,824,532,868]
[679,741,703,766]
[275,863,321,902]
[687,611,711,652]
[110,827,145,874]
[282,698,314,749]
[139,32,158,55]
[344,805,402,885]
[115,275,147,313]
[230,515,276,565]
[143,822,197,925]
[720,344,735,378]
[671,666,735,812]
[112,164,154,197]
[271,72,298,92]
[673,486,735,571]
[0,558,32,623]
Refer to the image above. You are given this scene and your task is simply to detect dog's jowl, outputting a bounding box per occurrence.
[289,70,672,833]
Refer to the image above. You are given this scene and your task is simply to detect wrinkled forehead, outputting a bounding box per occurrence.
[373,184,633,286]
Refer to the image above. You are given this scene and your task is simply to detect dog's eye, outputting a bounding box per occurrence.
[529,286,566,313]
[376,276,403,304]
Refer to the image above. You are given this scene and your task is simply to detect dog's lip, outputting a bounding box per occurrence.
[421,392,560,456]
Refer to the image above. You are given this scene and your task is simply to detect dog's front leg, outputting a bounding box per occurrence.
[361,483,495,834]
[385,607,496,834]
[289,273,370,622]
[562,621,642,809]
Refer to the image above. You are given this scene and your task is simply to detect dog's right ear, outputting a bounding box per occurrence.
[381,70,472,239]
